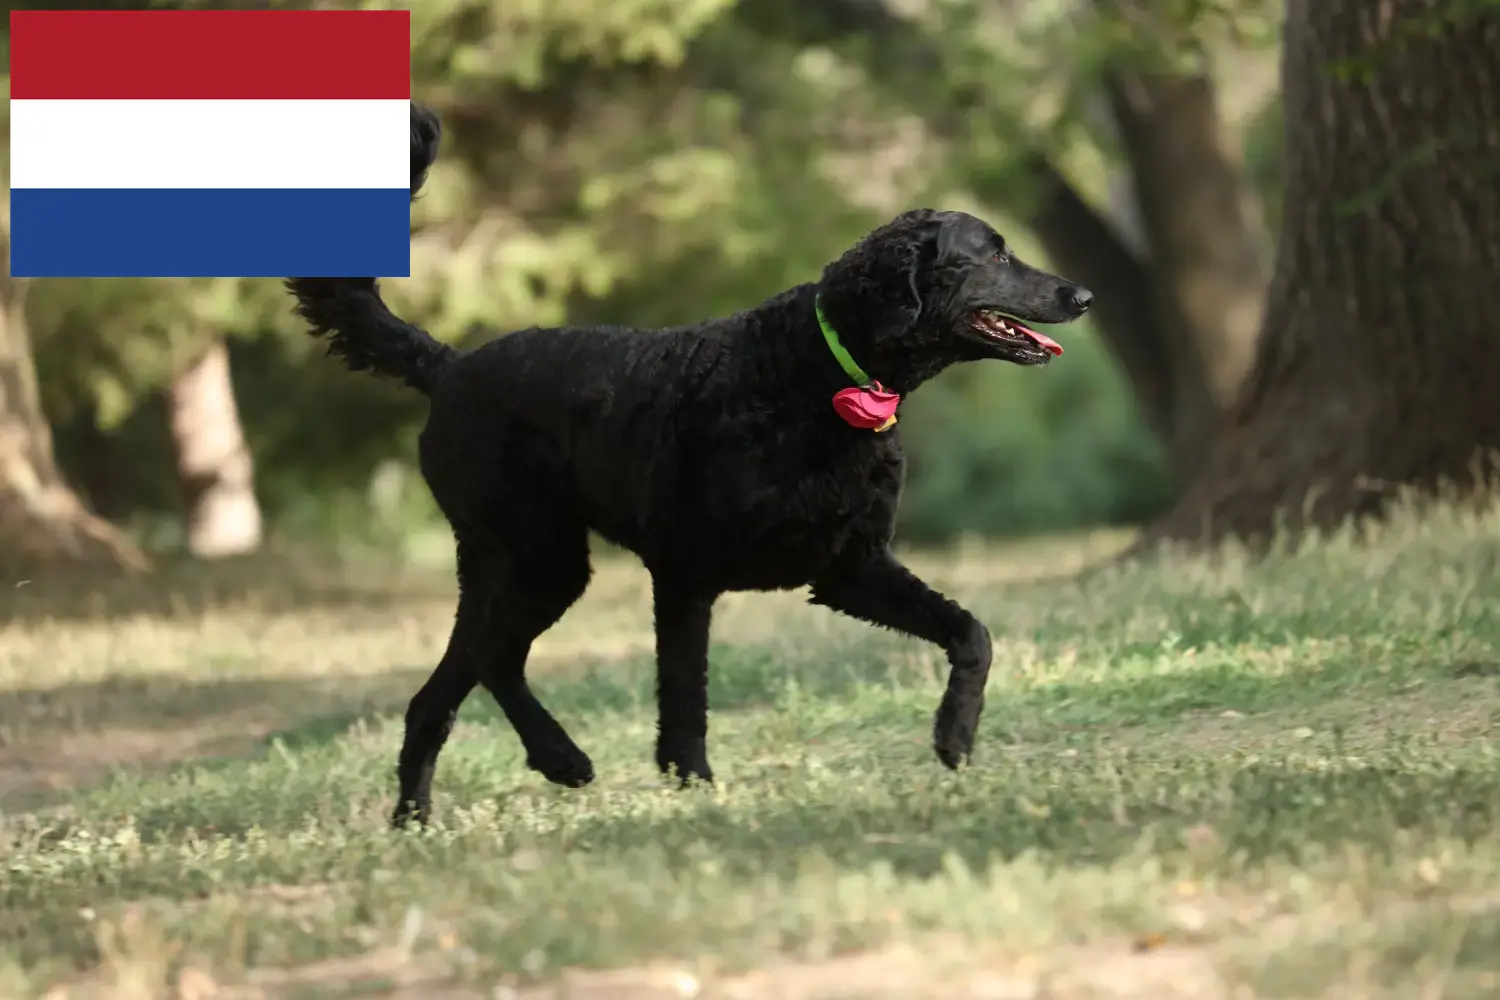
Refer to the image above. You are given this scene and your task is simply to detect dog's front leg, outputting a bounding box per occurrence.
[810,548,992,769]
[652,580,717,786]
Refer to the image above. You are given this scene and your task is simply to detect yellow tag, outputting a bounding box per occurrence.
[873,415,897,433]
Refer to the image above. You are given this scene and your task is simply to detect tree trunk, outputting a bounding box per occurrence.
[999,0,1272,483]
[167,339,263,559]
[0,279,148,575]
[1023,157,1176,444]
[1102,68,1272,477]
[1141,0,1500,551]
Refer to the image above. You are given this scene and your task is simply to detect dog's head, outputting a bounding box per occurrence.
[817,210,1092,388]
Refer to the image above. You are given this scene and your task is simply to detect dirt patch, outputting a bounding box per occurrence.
[47,893,1500,1000]
[686,940,1226,1000]
[0,672,416,807]
[38,936,1232,1000]
[0,596,656,807]
[6,656,1491,811]
[0,714,281,807]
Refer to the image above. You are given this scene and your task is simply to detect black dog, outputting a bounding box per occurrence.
[288,104,1092,826]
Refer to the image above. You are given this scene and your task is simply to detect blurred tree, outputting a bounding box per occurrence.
[168,338,263,557]
[0,35,145,573]
[9,0,1189,550]
[28,273,274,555]
[3,2,265,561]
[1041,0,1272,478]
[1140,0,1500,549]
[0,234,148,574]
[0,17,129,572]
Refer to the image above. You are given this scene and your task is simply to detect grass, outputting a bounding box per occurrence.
[1,512,1499,999]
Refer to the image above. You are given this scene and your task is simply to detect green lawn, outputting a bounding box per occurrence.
[2,513,1498,999]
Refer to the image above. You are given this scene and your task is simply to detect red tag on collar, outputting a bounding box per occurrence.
[832,381,901,432]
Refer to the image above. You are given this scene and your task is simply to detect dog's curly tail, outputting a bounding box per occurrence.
[285,102,458,397]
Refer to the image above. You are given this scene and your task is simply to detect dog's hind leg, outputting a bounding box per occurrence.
[393,540,484,828]
[468,518,596,791]
[392,527,594,827]
[809,547,992,771]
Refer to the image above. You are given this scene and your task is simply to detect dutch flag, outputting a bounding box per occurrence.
[8,8,412,279]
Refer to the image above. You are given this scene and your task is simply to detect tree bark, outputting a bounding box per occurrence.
[1141,0,1500,551]
[168,339,263,559]
[0,277,148,576]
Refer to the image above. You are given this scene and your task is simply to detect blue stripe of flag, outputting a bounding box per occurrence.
[9,188,411,278]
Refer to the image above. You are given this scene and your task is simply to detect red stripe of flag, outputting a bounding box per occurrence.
[9,9,410,101]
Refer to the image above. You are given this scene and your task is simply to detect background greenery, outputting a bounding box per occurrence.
[4,0,1288,557]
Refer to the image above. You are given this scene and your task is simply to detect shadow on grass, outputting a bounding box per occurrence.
[8,630,1494,811]
[556,761,1500,874]
[1,550,452,625]
[0,666,429,813]
[25,639,1485,850]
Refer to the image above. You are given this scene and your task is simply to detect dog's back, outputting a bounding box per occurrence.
[417,321,727,553]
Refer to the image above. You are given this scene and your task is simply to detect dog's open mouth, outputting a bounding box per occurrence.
[969,310,1064,356]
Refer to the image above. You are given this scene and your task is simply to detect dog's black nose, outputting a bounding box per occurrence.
[1062,286,1093,313]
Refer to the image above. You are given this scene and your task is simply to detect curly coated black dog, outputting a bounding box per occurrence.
[288,103,1093,826]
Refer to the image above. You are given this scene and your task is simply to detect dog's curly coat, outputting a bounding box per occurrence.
[288,103,1093,825]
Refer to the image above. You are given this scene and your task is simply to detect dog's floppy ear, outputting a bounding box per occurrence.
[905,212,985,324]
[933,212,992,266]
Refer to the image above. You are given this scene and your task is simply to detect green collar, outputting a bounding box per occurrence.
[814,294,872,386]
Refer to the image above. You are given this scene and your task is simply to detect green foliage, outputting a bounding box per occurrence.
[896,326,1173,541]
[6,0,1268,546]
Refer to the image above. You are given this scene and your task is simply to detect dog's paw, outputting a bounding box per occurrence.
[933,737,970,770]
[932,619,991,769]
[527,744,596,788]
[657,737,714,788]
[932,689,982,770]
[390,796,429,829]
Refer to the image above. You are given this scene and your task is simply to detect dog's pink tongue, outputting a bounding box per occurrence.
[1016,324,1063,356]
